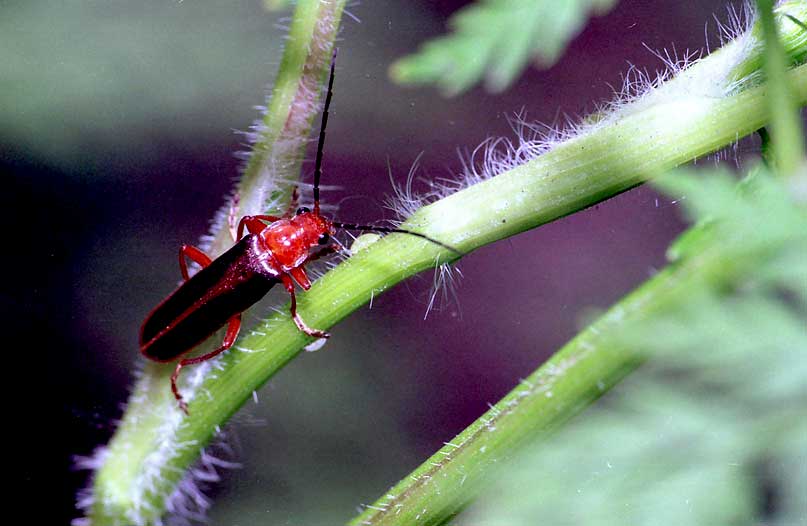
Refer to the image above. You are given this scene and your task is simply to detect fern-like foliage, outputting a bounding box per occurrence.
[391,0,617,95]
[459,166,807,525]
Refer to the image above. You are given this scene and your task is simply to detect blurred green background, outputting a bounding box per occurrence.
[2,1,754,523]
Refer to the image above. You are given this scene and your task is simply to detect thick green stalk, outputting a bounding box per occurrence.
[86,2,346,525]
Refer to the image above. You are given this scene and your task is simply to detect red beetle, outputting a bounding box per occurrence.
[140,53,458,413]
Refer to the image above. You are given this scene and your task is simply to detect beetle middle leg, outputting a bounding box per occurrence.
[171,314,242,415]
[280,274,330,339]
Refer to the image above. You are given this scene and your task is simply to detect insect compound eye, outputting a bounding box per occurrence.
[296,206,311,215]
[317,233,330,245]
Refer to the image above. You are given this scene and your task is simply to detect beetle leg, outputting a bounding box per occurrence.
[171,314,242,415]
[281,274,330,339]
[329,237,352,257]
[236,215,283,239]
[289,266,312,290]
[179,244,213,281]
[307,243,342,263]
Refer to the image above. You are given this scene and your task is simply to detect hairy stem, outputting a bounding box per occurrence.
[206,1,345,256]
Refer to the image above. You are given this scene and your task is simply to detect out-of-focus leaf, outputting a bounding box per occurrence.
[390,0,617,95]
[0,0,283,168]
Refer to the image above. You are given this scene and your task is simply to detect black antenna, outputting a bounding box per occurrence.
[313,48,337,215]
[332,221,462,256]
[312,51,461,258]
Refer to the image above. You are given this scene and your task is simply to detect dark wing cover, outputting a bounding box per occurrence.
[140,235,276,361]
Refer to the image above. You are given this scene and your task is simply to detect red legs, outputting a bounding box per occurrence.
[288,266,312,289]
[236,214,282,240]
[280,274,330,339]
[179,244,213,281]
[326,237,351,258]
[171,314,242,415]
[305,243,343,265]
[232,184,297,241]
[174,244,237,414]
[285,247,343,337]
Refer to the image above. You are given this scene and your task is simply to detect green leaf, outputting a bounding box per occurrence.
[391,0,617,95]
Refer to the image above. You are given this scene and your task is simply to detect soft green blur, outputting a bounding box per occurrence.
[0,1,284,166]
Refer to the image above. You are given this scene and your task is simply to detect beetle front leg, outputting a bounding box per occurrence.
[171,314,242,415]
[280,274,330,339]
[236,215,283,240]
[179,244,213,281]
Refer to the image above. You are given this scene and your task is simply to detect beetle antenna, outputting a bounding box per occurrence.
[332,221,462,256]
[314,48,337,215]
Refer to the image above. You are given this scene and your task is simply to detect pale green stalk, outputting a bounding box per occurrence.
[756,0,805,175]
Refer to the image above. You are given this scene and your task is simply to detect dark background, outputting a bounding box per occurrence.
[3,1,758,524]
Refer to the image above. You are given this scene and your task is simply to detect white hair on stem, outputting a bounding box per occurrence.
[383,1,761,316]
[424,260,464,320]
[73,358,246,526]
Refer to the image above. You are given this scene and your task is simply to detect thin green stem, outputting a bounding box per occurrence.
[205,0,345,257]
[756,0,805,175]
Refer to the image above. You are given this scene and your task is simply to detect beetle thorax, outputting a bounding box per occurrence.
[258,214,332,270]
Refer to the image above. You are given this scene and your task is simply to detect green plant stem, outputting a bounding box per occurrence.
[205,0,345,257]
[756,0,805,176]
[87,2,345,525]
[89,5,806,525]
